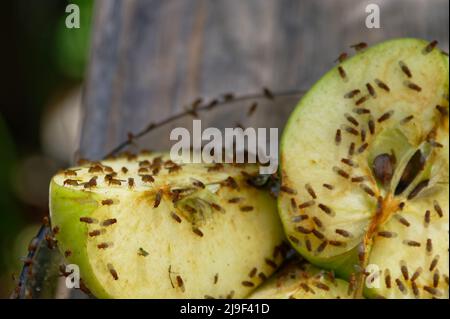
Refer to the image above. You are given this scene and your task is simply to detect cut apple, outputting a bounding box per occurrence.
[50,152,286,298]
[279,38,449,298]
[249,258,352,299]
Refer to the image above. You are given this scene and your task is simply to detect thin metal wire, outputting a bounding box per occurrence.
[12,224,50,299]
[104,89,304,158]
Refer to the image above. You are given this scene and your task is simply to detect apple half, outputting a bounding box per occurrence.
[279,38,449,298]
[249,258,351,299]
[50,153,286,298]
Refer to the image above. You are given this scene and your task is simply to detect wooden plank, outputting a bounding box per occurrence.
[80,0,449,160]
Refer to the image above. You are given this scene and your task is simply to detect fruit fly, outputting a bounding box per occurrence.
[405,81,422,92]
[64,169,79,177]
[350,42,368,52]
[154,189,163,208]
[97,242,110,249]
[89,165,104,173]
[192,227,204,237]
[337,66,347,80]
[110,178,123,186]
[137,247,149,257]
[263,87,274,100]
[176,275,185,291]
[191,179,205,189]
[141,175,155,183]
[424,40,438,54]
[316,241,328,253]
[377,110,394,123]
[107,263,119,280]
[242,281,255,287]
[335,129,342,145]
[355,94,370,106]
[64,179,79,186]
[207,99,219,109]
[344,89,361,99]
[222,93,235,101]
[170,212,182,223]
[101,199,114,205]
[335,52,348,63]
[280,185,297,195]
[335,228,352,238]
[84,176,98,189]
[333,166,350,179]
[357,143,369,154]
[247,102,258,116]
[318,204,333,215]
[366,83,376,97]
[265,258,277,269]
[138,167,149,174]
[298,200,315,209]
[375,79,390,92]
[88,230,102,237]
[305,184,317,199]
[101,218,117,227]
[348,142,356,157]
[345,113,359,127]
[399,61,412,78]
[80,217,97,224]
[210,203,224,212]
[400,115,414,125]
[222,176,238,189]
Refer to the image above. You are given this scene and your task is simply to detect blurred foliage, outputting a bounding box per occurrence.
[0,116,22,269]
[0,0,93,297]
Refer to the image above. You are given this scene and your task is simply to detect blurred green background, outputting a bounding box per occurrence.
[0,0,93,297]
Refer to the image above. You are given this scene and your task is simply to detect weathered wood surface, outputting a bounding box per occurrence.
[80,0,449,160]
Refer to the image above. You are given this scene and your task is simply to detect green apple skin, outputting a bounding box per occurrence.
[50,181,112,298]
